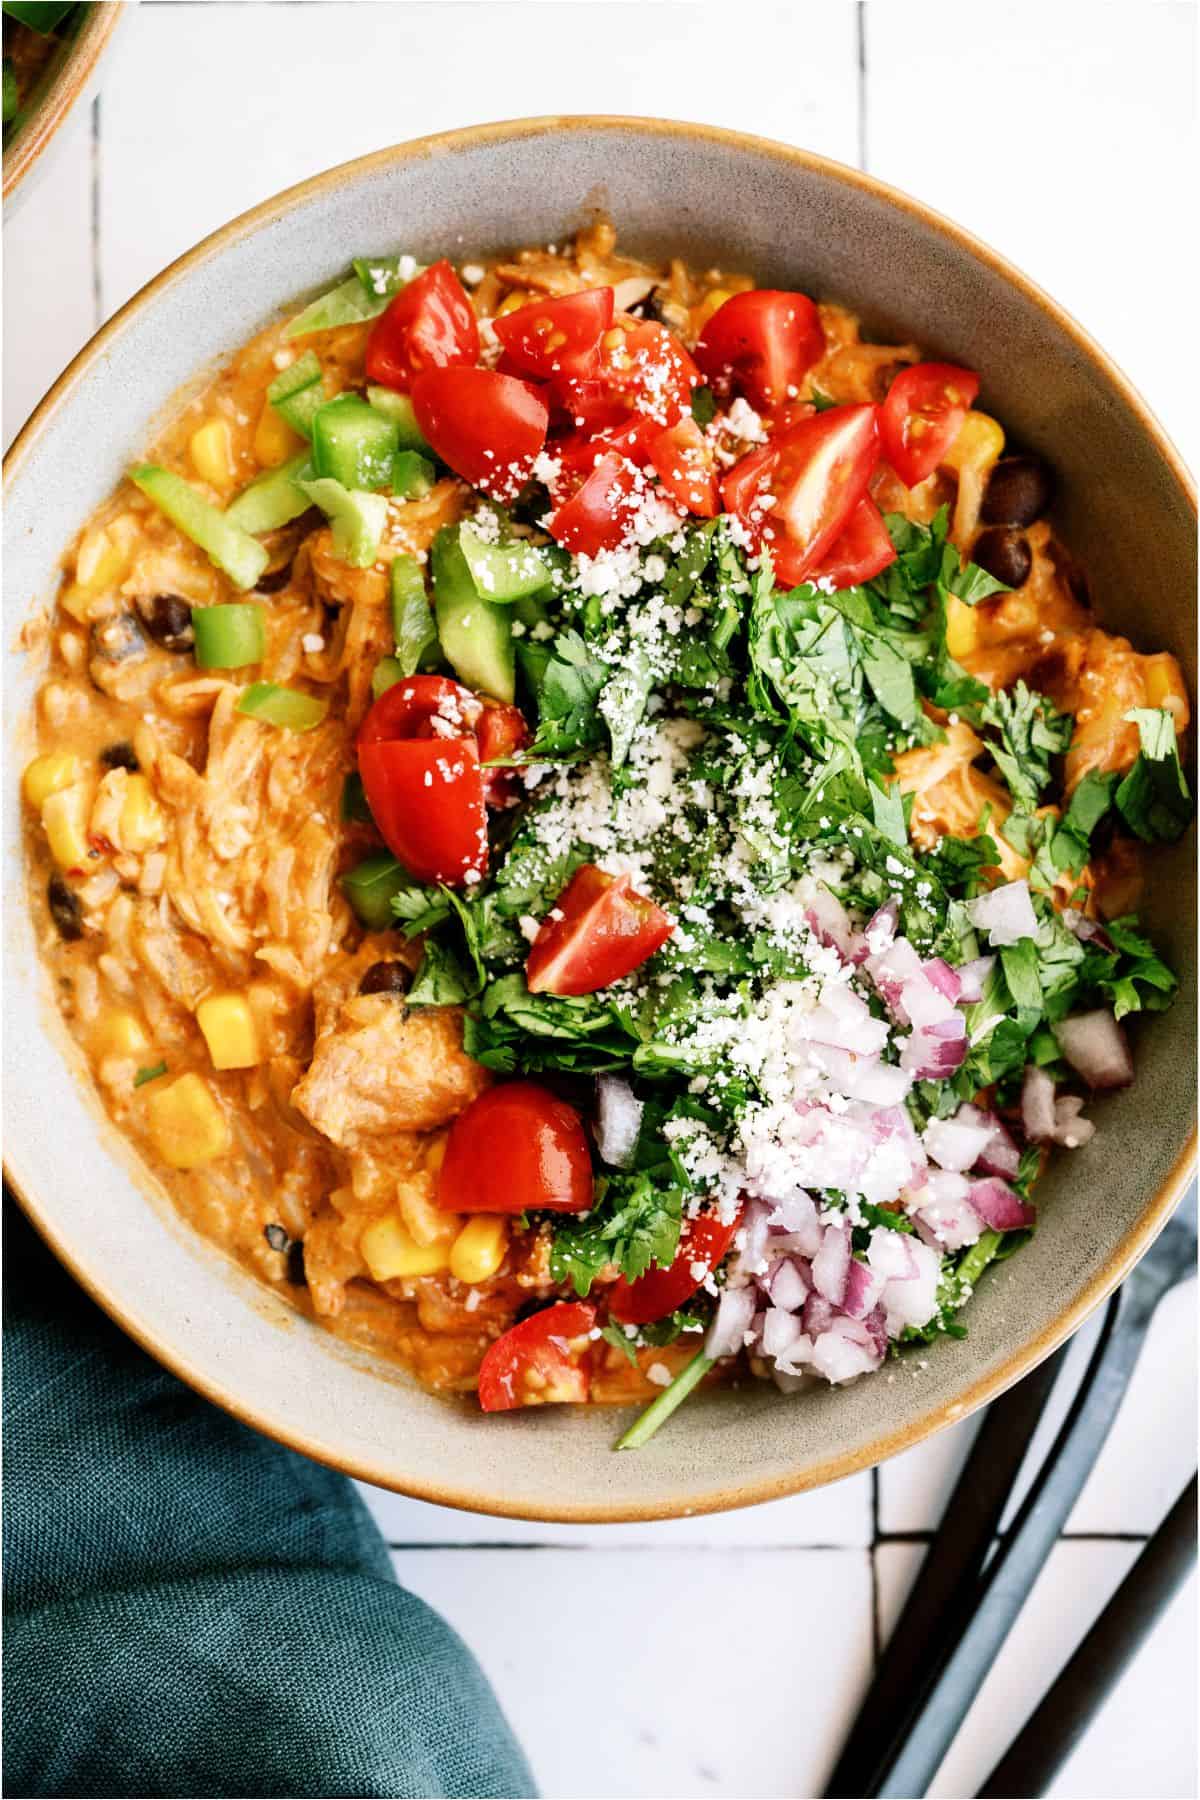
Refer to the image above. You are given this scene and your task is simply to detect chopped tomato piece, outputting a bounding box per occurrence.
[526,863,673,996]
[695,289,825,412]
[721,403,881,586]
[365,260,480,394]
[478,1302,597,1411]
[879,361,980,488]
[475,701,530,808]
[554,415,658,487]
[411,368,549,501]
[357,674,487,885]
[808,496,897,589]
[608,1204,744,1326]
[647,416,718,517]
[493,287,614,381]
[547,450,643,556]
[554,320,700,433]
[437,1082,593,1216]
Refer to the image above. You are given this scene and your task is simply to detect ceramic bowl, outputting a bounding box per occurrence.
[4,120,1195,1521]
[2,3,124,208]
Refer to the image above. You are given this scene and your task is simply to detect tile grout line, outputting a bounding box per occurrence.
[855,0,868,174]
[870,1466,882,1661]
[89,93,103,329]
[384,1539,877,1553]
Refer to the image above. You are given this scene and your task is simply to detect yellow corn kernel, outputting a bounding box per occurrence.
[941,410,1005,476]
[944,594,981,660]
[59,583,98,624]
[495,290,531,318]
[96,1009,151,1058]
[145,1072,231,1169]
[360,1213,450,1282]
[41,783,94,869]
[396,1173,458,1248]
[189,417,237,492]
[695,286,733,331]
[253,402,302,468]
[449,1215,509,1285]
[1141,653,1190,727]
[196,993,261,1071]
[23,752,84,810]
[119,773,167,854]
[75,515,137,594]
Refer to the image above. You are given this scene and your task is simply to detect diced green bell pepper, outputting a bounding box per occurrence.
[371,656,405,700]
[267,351,324,439]
[391,449,435,500]
[237,682,328,733]
[191,603,265,670]
[457,520,564,602]
[390,552,439,676]
[341,770,372,824]
[224,452,313,535]
[430,525,514,703]
[300,477,387,569]
[130,465,268,592]
[341,852,413,930]
[311,394,398,492]
[366,387,432,453]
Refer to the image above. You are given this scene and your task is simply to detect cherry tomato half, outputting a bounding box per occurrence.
[879,361,980,488]
[547,450,644,556]
[357,674,487,886]
[608,1204,745,1326]
[554,320,700,433]
[647,416,718,517]
[493,287,614,381]
[476,700,530,808]
[365,260,480,394]
[554,415,658,486]
[807,496,897,589]
[695,289,825,412]
[477,1301,597,1411]
[437,1081,594,1215]
[525,864,674,996]
[412,367,549,501]
[721,403,881,587]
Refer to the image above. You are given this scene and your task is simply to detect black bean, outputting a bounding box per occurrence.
[981,455,1055,528]
[286,1240,307,1286]
[973,526,1032,589]
[99,741,139,772]
[47,873,83,941]
[91,613,146,663]
[359,961,410,997]
[138,593,194,652]
[264,1223,288,1253]
[513,1295,557,1325]
[254,562,294,595]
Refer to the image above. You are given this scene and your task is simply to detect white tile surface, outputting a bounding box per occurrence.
[875,1541,1197,1800]
[394,1545,873,1797]
[4,5,1195,1796]
[361,1466,872,1545]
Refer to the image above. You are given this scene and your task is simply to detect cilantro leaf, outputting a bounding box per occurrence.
[549,1171,684,1296]
[520,629,608,758]
[407,938,474,1006]
[981,681,1073,809]
[1115,708,1192,843]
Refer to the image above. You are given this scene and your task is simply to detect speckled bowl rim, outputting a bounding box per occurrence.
[2,1,124,203]
[4,117,1196,1521]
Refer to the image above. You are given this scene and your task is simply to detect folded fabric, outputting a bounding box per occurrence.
[3,1200,535,1800]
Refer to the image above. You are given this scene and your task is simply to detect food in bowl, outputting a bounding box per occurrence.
[2,1,81,145]
[21,219,1191,1448]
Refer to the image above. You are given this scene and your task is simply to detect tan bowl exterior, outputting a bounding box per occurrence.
[4,119,1195,1521]
[2,2,124,206]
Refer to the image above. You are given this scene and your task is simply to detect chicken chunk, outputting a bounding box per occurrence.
[291,996,489,1145]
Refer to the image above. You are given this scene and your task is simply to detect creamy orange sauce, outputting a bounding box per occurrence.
[22,225,1189,1402]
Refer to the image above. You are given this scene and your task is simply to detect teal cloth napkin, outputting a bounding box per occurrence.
[3,1201,535,1800]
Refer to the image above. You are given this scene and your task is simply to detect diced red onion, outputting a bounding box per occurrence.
[1063,908,1114,952]
[804,883,855,960]
[971,1110,1021,1179]
[866,937,924,1014]
[866,1227,919,1285]
[809,1315,884,1383]
[968,1176,1036,1231]
[761,1305,808,1363]
[864,899,899,954]
[924,1114,997,1174]
[705,1284,757,1361]
[1053,1010,1134,1090]
[767,1256,809,1313]
[877,1235,942,1333]
[764,1190,823,1256]
[594,1074,643,1167]
[802,1290,835,1338]
[861,1303,889,1357]
[955,955,995,1003]
[1020,1064,1058,1143]
[900,973,959,1030]
[805,1001,890,1057]
[1051,1094,1096,1149]
[923,958,963,1003]
[842,1257,884,1319]
[811,1223,851,1306]
[807,1043,914,1107]
[915,1187,983,1251]
[900,1019,968,1079]
[967,879,1038,946]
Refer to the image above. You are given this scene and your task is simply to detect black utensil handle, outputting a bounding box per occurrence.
[977,1473,1197,1799]
[875,1286,1162,1797]
[824,1339,1073,1799]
